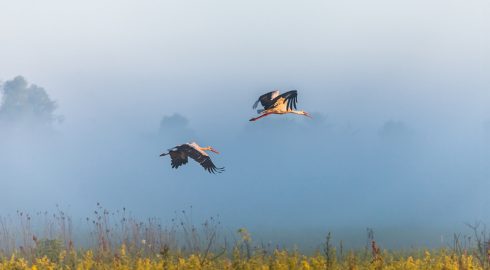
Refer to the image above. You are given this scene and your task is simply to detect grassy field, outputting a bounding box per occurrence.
[0,246,486,270]
[0,206,488,269]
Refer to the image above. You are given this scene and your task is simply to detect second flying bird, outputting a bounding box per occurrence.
[249,90,312,121]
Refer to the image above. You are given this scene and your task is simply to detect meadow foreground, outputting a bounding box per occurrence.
[0,243,487,270]
[1,208,488,270]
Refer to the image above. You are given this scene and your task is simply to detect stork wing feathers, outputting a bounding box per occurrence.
[273,90,298,111]
[253,90,280,109]
[169,151,188,169]
[200,157,225,174]
[177,144,225,174]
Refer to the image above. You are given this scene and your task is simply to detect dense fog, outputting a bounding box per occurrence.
[1,0,489,249]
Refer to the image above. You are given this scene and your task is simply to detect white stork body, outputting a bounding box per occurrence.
[250,90,312,121]
[160,142,224,174]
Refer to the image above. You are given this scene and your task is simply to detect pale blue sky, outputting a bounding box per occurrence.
[1,0,490,248]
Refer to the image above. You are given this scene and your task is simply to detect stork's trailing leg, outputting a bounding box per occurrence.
[249,113,273,121]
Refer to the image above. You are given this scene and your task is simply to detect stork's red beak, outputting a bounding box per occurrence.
[210,148,220,154]
[304,112,313,118]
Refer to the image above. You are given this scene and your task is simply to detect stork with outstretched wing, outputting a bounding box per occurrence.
[160,142,225,174]
[250,90,312,121]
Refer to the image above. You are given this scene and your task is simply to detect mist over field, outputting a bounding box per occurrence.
[1,0,490,250]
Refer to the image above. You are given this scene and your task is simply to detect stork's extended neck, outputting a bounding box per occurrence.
[200,146,220,154]
[291,110,312,118]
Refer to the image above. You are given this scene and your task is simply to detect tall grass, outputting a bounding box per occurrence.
[0,205,489,269]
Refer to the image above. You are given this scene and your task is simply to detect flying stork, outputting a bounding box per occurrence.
[249,90,312,121]
[160,142,225,174]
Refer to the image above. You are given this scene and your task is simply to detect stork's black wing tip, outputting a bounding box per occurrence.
[252,99,260,109]
[208,166,225,174]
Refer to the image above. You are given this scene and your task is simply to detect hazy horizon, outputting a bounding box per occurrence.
[1,0,490,249]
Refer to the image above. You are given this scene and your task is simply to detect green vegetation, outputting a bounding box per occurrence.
[0,206,489,269]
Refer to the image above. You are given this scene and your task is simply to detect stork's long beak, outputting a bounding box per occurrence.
[304,112,313,118]
[210,148,220,154]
